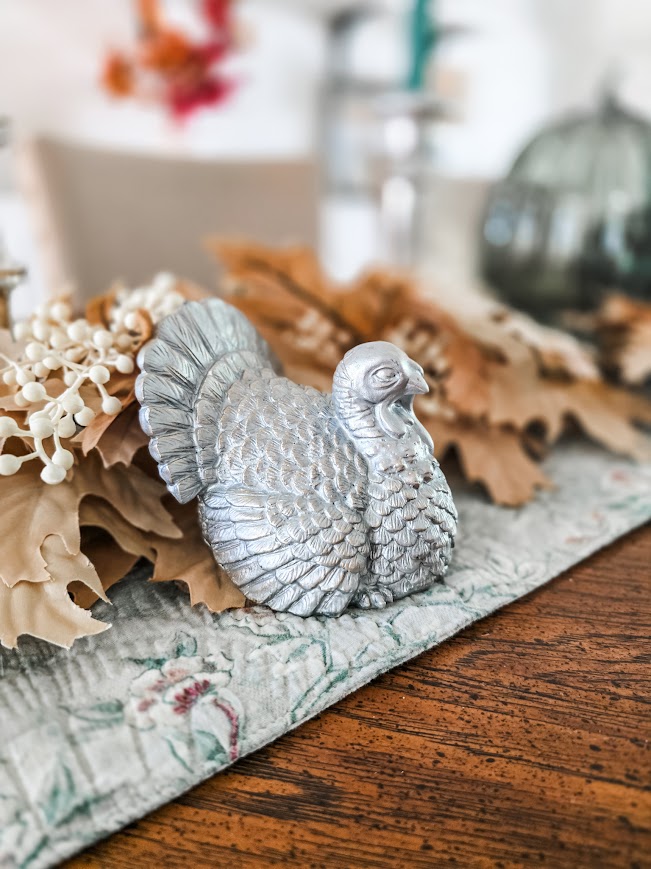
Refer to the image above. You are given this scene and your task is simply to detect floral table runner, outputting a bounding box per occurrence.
[0,442,650,868]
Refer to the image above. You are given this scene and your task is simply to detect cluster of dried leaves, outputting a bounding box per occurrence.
[0,279,243,650]
[4,245,650,650]
[596,294,651,386]
[208,239,651,508]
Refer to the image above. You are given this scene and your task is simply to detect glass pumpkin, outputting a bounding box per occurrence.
[480,94,651,320]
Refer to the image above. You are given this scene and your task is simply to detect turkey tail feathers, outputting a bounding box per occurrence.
[136,298,273,504]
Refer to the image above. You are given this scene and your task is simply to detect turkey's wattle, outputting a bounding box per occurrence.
[136,299,457,617]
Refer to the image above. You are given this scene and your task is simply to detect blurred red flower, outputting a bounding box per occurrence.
[101,0,238,120]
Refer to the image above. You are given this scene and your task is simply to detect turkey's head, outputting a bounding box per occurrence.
[332,341,430,443]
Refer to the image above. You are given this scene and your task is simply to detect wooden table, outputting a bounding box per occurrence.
[70,525,651,868]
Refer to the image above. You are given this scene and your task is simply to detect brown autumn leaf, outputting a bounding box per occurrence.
[208,239,651,506]
[74,495,244,613]
[428,417,553,507]
[95,404,150,468]
[0,535,110,650]
[71,526,140,609]
[85,286,118,326]
[81,402,149,468]
[151,500,245,612]
[0,450,181,588]
[488,305,599,381]
[73,373,139,456]
[597,294,651,385]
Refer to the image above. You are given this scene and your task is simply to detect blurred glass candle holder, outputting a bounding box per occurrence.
[372,90,447,268]
[319,1,458,278]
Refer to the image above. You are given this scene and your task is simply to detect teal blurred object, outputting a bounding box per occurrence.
[480,93,651,320]
[407,0,437,91]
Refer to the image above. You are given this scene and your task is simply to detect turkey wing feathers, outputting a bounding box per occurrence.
[201,374,370,616]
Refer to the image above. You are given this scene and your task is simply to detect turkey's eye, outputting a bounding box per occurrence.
[373,367,397,384]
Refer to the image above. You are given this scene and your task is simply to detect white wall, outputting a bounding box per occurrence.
[435,0,651,176]
[1,0,650,183]
[1,0,650,309]
[0,0,324,169]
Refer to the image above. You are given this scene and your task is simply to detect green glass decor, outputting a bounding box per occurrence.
[480,93,651,319]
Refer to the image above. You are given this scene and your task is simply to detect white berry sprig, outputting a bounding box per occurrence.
[0,273,184,484]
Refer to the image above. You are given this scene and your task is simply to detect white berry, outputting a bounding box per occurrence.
[116,334,133,351]
[102,396,122,415]
[89,364,110,384]
[50,328,68,350]
[43,355,62,370]
[0,417,18,437]
[32,321,51,342]
[154,272,175,293]
[92,329,113,350]
[67,320,89,342]
[52,447,74,469]
[74,406,95,427]
[16,369,35,386]
[0,454,21,475]
[61,393,84,414]
[29,415,54,438]
[41,463,67,484]
[25,341,46,362]
[14,322,31,341]
[58,414,77,438]
[50,301,71,321]
[0,273,184,484]
[116,354,134,374]
[21,382,47,403]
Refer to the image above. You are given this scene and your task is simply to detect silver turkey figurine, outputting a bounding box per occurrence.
[136,298,457,617]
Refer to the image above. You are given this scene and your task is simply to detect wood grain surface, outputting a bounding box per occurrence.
[69,525,651,869]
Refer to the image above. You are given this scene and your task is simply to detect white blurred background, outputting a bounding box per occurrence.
[1,0,650,312]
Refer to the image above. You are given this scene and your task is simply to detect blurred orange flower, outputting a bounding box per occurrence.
[102,52,135,97]
[101,0,238,120]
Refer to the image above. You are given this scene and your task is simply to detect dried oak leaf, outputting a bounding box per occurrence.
[95,403,150,468]
[71,526,140,609]
[84,285,118,326]
[74,495,244,612]
[433,308,651,459]
[0,535,110,650]
[597,294,651,385]
[73,373,139,457]
[428,418,552,507]
[153,499,245,611]
[77,400,149,468]
[208,239,651,505]
[0,451,181,587]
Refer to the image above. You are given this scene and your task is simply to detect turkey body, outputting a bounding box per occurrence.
[137,298,457,617]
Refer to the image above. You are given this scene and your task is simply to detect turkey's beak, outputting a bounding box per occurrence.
[405,371,429,395]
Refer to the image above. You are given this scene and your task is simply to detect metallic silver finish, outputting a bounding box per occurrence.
[136,299,457,617]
